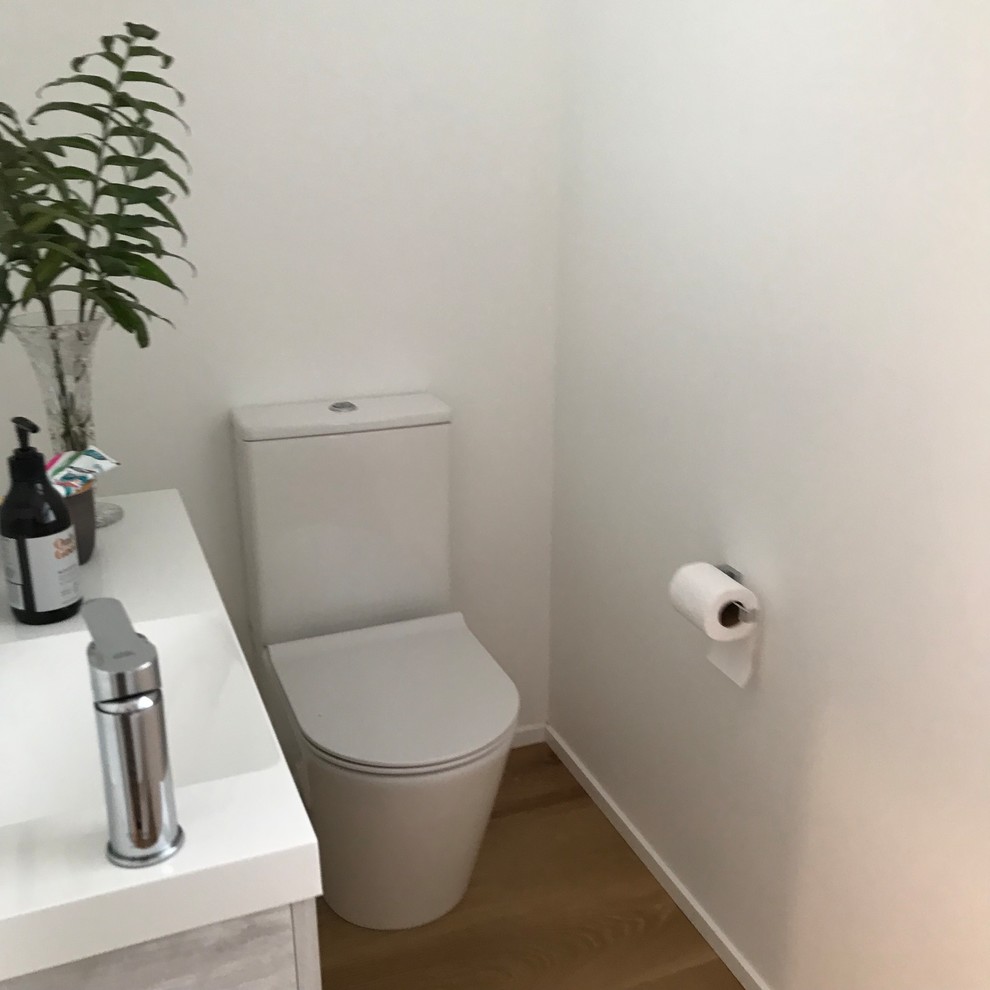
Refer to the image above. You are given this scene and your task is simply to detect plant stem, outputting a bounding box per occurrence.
[80,44,129,320]
[42,302,74,451]
[52,338,73,451]
[41,293,56,326]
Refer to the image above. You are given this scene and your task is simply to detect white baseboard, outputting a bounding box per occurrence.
[546,726,771,990]
[512,723,546,747]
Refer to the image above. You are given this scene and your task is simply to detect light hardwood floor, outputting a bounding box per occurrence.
[318,744,742,990]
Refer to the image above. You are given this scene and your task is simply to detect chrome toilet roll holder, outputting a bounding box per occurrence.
[716,564,758,626]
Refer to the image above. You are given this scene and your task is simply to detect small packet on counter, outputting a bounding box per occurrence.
[46,447,120,497]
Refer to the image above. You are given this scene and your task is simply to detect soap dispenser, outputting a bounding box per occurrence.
[0,417,81,624]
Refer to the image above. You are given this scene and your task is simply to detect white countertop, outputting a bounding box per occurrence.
[0,490,320,981]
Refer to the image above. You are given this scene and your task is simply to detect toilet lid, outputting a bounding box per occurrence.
[269,613,520,771]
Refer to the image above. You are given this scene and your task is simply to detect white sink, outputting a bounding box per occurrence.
[0,491,319,983]
[0,612,279,829]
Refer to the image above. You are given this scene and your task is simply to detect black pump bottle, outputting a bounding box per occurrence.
[0,417,82,624]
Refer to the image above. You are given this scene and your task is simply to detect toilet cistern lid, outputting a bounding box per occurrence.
[232,392,451,442]
[269,613,520,771]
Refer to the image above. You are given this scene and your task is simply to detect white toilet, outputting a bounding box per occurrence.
[232,393,520,930]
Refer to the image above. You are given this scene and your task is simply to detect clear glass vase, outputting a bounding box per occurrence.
[10,311,102,454]
[10,310,123,528]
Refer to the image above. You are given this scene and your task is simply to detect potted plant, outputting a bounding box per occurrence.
[0,21,191,529]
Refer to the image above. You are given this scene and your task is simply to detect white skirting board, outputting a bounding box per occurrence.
[546,726,771,990]
[512,722,546,747]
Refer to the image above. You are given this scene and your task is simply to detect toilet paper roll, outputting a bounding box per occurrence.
[669,562,758,642]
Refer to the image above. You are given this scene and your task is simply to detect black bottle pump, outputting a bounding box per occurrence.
[0,417,82,624]
[9,417,47,481]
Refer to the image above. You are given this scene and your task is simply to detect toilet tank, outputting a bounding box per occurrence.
[233,393,452,647]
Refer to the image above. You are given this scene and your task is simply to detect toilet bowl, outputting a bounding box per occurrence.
[269,613,519,929]
[233,393,520,929]
[269,612,519,929]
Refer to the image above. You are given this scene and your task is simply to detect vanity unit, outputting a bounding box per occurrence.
[0,491,321,989]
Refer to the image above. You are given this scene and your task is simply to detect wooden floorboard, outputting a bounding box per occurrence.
[318,744,742,990]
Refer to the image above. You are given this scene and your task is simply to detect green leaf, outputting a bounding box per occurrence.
[73,45,126,70]
[128,45,174,69]
[120,240,196,275]
[93,250,134,277]
[0,103,16,120]
[76,49,124,71]
[28,240,90,268]
[83,280,149,343]
[39,135,100,156]
[22,207,68,234]
[97,255,134,278]
[117,229,166,254]
[36,252,64,283]
[21,197,91,216]
[121,252,182,292]
[54,165,94,182]
[94,212,173,232]
[106,124,149,140]
[33,139,71,158]
[29,140,67,159]
[104,123,153,159]
[140,162,189,196]
[20,199,94,230]
[76,279,139,303]
[133,299,176,337]
[95,184,186,241]
[103,152,144,170]
[23,249,68,299]
[120,71,185,105]
[38,74,115,97]
[97,181,169,204]
[131,157,189,195]
[125,23,160,41]
[140,198,186,240]
[111,93,189,131]
[112,300,149,344]
[107,127,189,168]
[104,282,139,302]
[28,101,109,125]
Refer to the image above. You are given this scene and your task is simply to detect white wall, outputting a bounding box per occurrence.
[8,4,988,984]
[551,3,990,989]
[0,1,559,726]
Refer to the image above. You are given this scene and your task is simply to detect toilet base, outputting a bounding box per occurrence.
[304,734,514,930]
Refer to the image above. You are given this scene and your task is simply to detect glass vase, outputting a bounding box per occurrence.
[10,311,102,454]
[10,311,123,528]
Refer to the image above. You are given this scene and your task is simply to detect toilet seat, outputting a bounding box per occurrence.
[312,723,518,777]
[269,613,520,777]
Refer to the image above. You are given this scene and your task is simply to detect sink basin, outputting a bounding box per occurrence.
[0,611,279,829]
[0,491,318,984]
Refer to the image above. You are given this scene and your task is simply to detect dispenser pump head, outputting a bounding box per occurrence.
[8,417,45,482]
[12,417,38,450]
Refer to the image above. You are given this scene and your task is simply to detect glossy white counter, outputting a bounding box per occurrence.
[0,490,320,981]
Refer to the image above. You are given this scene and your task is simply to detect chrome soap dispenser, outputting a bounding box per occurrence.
[83,598,184,867]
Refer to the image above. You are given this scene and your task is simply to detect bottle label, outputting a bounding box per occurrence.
[1,529,81,613]
[1,537,24,610]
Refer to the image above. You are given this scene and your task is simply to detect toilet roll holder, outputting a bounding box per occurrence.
[716,564,758,626]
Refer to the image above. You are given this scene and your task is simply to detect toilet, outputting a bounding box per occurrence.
[232,393,520,930]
